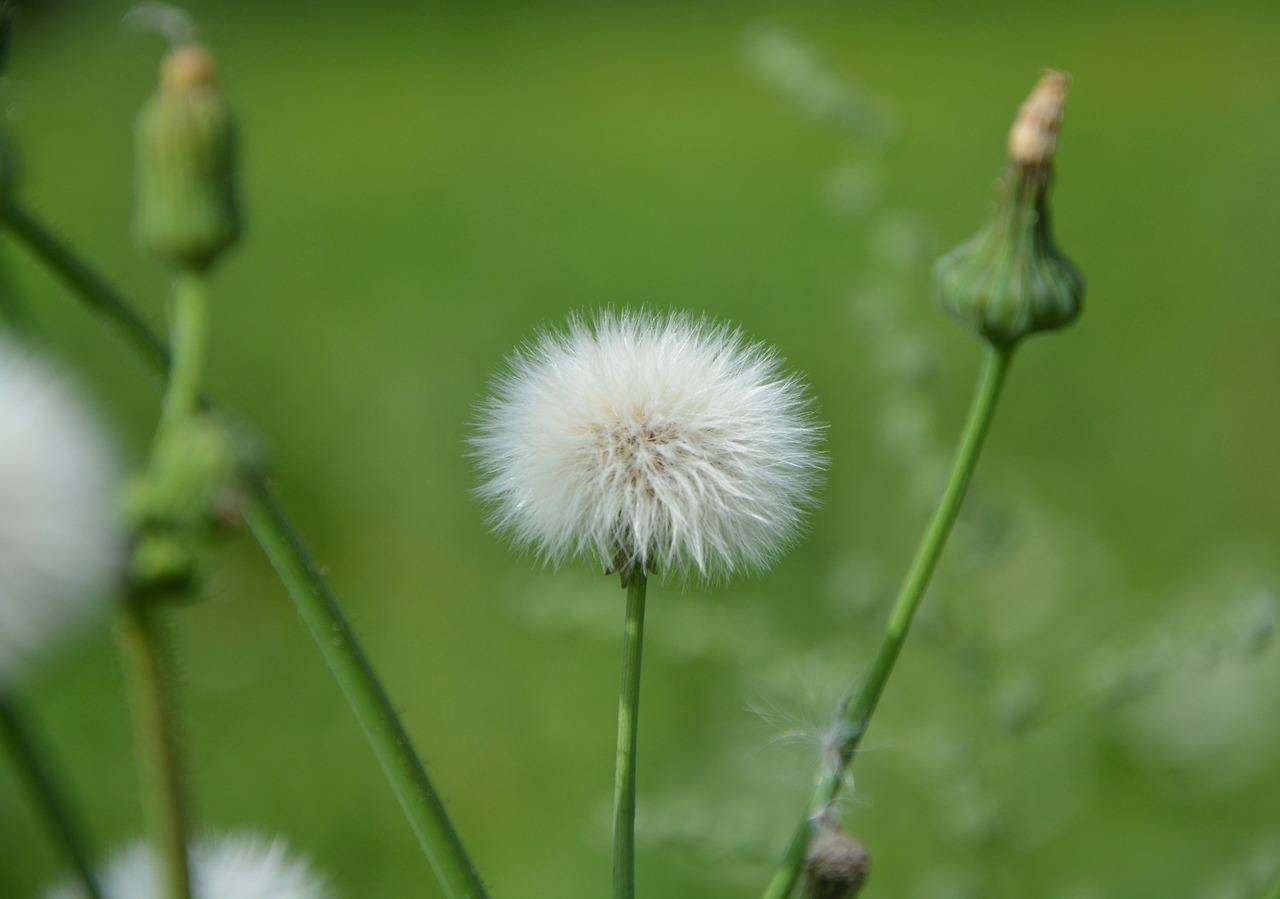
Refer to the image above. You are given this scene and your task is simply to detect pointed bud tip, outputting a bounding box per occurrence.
[161,43,218,93]
[1007,69,1070,168]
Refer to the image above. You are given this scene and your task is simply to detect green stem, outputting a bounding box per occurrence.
[159,271,207,435]
[1,204,170,374]
[0,694,106,899]
[3,203,490,899]
[244,484,490,899]
[612,570,649,899]
[761,344,1015,899]
[116,598,192,899]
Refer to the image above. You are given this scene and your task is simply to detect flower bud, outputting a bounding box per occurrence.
[134,43,241,271]
[933,70,1083,346]
[804,826,870,899]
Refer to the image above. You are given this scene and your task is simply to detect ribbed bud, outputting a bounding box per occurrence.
[934,70,1083,346]
[134,43,241,271]
[804,826,870,899]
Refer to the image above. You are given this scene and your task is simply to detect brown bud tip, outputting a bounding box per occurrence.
[161,43,218,93]
[1007,69,1070,167]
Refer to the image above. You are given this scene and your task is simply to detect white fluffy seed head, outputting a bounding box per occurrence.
[474,309,825,580]
[0,337,124,689]
[43,833,333,899]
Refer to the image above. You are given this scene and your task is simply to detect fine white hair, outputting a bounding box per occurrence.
[43,833,333,899]
[0,336,124,689]
[474,309,824,579]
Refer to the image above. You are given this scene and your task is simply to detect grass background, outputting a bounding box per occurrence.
[2,1,1279,897]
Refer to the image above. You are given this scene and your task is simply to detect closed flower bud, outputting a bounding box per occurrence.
[933,70,1083,346]
[804,825,870,899]
[134,42,241,271]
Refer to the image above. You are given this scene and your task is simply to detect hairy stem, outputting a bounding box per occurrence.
[612,569,649,899]
[244,483,490,899]
[761,344,1014,899]
[0,694,106,899]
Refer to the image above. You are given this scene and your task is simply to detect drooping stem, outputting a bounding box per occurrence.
[761,343,1015,899]
[0,694,106,899]
[4,203,491,899]
[116,597,192,899]
[612,568,649,899]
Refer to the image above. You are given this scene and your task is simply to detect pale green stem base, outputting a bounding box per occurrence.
[612,570,649,899]
[117,598,193,899]
[761,344,1014,899]
[0,694,105,899]
[2,204,490,899]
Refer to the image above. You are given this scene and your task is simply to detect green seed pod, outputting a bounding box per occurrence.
[134,43,241,271]
[934,71,1084,346]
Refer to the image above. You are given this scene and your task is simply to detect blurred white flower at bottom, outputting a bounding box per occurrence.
[43,834,333,899]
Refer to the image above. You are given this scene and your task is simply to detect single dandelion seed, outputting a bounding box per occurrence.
[473,308,825,581]
[0,336,124,689]
[43,833,333,899]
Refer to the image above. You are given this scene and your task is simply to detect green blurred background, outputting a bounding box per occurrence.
[3,1,1279,896]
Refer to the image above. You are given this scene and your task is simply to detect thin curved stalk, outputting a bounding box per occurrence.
[761,344,1014,899]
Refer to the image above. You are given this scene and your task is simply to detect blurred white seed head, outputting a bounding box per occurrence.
[44,833,332,899]
[474,309,824,580]
[0,337,124,689]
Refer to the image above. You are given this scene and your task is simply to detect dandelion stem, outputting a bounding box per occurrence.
[761,344,1014,899]
[116,596,193,899]
[0,694,106,899]
[612,569,649,899]
[4,203,491,899]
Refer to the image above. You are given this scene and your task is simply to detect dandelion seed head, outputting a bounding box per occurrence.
[474,310,824,580]
[0,337,123,689]
[44,833,332,899]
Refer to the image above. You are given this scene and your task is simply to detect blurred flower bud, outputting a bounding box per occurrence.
[134,43,241,271]
[934,70,1083,346]
[804,824,870,899]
